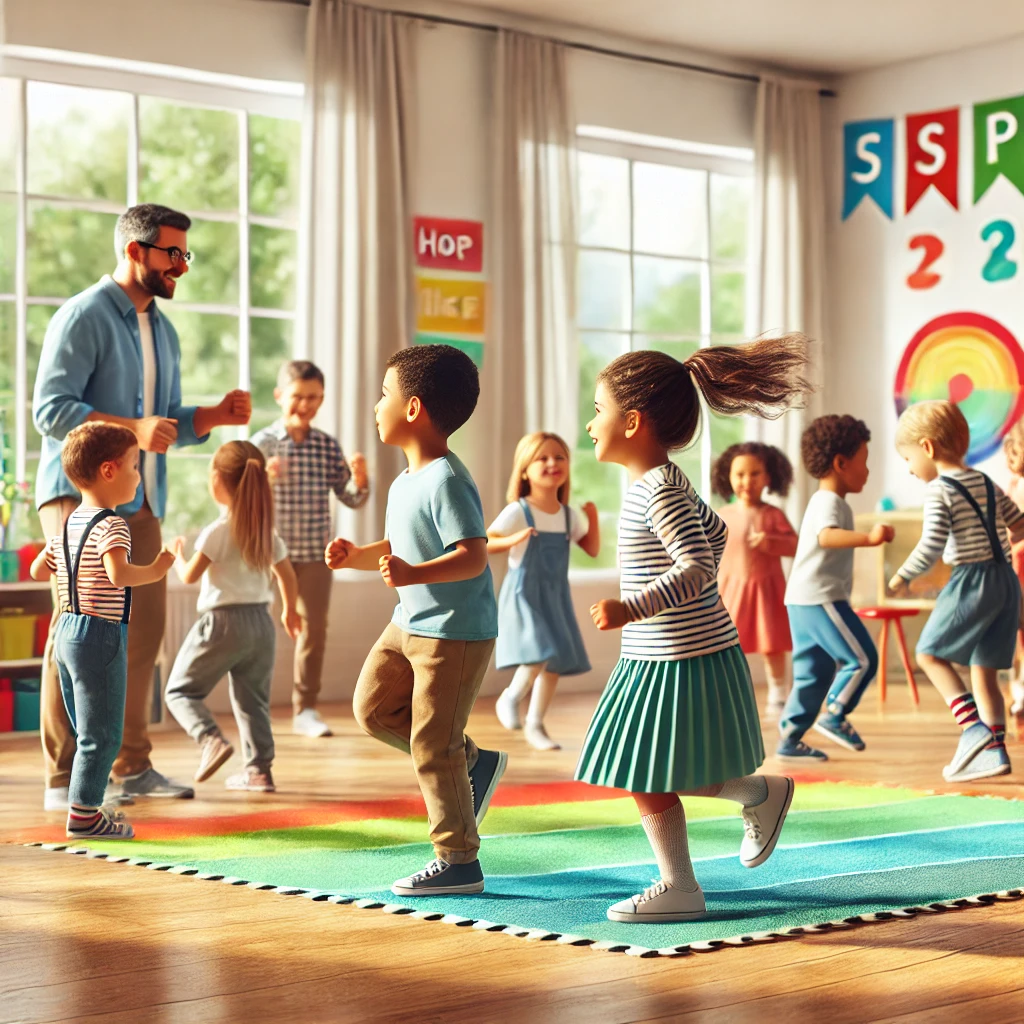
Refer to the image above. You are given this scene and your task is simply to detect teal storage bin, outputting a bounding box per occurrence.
[13,677,40,731]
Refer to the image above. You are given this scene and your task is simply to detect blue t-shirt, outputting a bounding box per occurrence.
[385,452,498,641]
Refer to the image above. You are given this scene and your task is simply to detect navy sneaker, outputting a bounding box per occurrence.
[391,858,485,896]
[942,722,995,779]
[776,739,829,763]
[468,748,507,826]
[813,713,866,752]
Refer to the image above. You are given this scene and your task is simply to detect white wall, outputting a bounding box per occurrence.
[826,34,1024,515]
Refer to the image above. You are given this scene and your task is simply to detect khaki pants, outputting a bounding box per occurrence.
[353,622,494,864]
[291,560,334,714]
[39,499,166,787]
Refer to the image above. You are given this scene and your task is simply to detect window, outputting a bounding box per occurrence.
[0,77,301,545]
[572,140,753,569]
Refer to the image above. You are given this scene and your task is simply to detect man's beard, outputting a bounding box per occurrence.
[139,265,175,300]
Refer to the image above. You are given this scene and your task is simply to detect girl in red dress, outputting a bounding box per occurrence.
[713,443,798,717]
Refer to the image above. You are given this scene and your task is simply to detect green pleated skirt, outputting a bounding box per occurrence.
[574,645,764,793]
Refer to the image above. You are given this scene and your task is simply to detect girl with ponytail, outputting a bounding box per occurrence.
[165,441,301,793]
[574,335,814,924]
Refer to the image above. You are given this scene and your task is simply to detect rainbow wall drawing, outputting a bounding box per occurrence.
[894,312,1024,464]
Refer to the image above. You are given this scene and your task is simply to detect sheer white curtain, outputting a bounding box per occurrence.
[298,0,416,541]
[488,29,578,513]
[749,75,827,521]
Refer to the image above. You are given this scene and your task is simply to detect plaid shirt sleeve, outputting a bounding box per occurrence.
[331,439,369,509]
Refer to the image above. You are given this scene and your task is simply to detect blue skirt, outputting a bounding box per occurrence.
[574,645,764,792]
[917,560,1020,669]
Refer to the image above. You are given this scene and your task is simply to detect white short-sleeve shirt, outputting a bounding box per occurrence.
[194,515,288,613]
[488,501,588,569]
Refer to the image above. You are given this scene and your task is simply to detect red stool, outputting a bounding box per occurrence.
[854,607,920,706]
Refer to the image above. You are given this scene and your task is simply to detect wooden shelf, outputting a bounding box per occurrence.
[0,657,44,675]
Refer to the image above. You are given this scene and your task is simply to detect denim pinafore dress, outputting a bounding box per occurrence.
[495,500,590,676]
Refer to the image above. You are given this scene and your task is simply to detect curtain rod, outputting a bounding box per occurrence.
[282,0,837,97]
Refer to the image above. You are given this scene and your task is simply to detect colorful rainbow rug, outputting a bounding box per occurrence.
[27,781,1024,957]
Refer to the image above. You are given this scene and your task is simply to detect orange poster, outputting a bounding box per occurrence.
[415,276,486,335]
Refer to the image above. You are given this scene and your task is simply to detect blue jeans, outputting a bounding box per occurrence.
[52,612,129,807]
[781,601,878,742]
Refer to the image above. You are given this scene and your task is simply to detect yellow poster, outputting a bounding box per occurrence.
[416,276,486,335]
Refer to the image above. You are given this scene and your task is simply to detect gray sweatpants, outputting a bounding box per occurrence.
[165,604,277,771]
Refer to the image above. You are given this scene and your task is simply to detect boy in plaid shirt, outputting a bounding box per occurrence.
[251,361,369,737]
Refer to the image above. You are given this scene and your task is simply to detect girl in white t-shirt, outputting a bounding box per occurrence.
[165,441,301,792]
[487,432,600,749]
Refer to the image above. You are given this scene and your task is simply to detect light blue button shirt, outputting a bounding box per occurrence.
[32,275,209,518]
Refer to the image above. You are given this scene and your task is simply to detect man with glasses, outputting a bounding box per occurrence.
[33,203,252,808]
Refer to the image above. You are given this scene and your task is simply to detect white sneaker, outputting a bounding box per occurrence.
[524,721,561,751]
[495,688,522,731]
[293,708,332,738]
[44,786,69,811]
[606,879,706,922]
[739,775,794,868]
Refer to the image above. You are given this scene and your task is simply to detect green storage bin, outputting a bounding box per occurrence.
[13,677,40,731]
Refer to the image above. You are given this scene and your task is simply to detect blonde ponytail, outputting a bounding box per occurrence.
[211,441,275,571]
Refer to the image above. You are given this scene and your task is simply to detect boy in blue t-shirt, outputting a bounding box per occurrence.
[326,345,504,896]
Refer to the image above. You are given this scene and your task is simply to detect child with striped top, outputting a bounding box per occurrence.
[575,336,813,923]
[30,423,175,839]
[889,401,1024,781]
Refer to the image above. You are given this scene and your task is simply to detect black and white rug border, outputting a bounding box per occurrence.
[25,841,1024,959]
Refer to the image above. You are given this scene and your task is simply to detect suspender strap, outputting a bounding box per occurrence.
[519,498,535,529]
[942,475,1006,564]
[61,510,133,623]
[563,503,571,534]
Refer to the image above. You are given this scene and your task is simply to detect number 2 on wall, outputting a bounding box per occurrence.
[907,234,943,290]
[981,220,1018,282]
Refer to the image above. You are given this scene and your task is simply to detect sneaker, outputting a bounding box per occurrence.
[468,748,507,825]
[776,739,829,763]
[813,713,866,752]
[739,775,794,868]
[495,688,523,731]
[66,806,134,840]
[390,857,485,896]
[606,879,706,923]
[944,742,1011,782]
[292,708,332,738]
[116,768,195,800]
[195,731,234,782]
[43,786,69,812]
[942,722,994,778]
[524,721,561,751]
[225,767,276,792]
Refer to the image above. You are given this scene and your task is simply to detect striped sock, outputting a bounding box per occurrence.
[67,804,102,833]
[985,723,1006,751]
[948,693,980,728]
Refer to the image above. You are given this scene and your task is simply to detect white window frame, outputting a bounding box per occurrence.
[572,132,754,576]
[0,57,302,489]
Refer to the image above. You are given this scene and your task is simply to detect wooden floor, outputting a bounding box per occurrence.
[2,684,1023,1024]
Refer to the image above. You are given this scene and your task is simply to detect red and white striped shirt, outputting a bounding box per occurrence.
[45,507,131,622]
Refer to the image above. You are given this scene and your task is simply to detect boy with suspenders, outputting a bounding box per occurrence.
[31,423,175,838]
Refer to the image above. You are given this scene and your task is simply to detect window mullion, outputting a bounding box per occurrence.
[700,170,713,498]
[14,78,28,484]
[237,108,251,436]
[128,93,139,205]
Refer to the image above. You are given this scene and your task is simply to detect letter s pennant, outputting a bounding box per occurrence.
[843,118,894,220]
[906,108,959,212]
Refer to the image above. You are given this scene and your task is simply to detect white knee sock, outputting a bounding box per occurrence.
[506,664,540,702]
[525,670,558,725]
[766,663,788,704]
[640,802,698,891]
[717,774,770,807]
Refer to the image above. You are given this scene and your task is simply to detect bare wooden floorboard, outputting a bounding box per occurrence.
[2,686,1023,1024]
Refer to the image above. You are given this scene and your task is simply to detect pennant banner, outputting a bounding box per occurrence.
[974,94,1024,202]
[843,118,894,219]
[906,108,959,212]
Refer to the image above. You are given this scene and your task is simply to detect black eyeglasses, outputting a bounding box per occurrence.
[137,242,193,265]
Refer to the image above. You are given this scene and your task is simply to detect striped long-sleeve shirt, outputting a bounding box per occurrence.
[896,468,1024,581]
[618,463,739,660]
